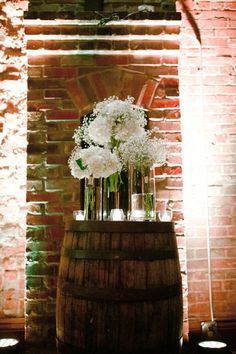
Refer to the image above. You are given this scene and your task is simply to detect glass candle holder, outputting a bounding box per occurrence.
[158,210,173,222]
[130,193,155,221]
[110,208,125,221]
[73,210,85,221]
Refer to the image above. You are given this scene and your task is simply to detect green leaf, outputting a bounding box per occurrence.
[109,171,122,192]
[76,158,87,171]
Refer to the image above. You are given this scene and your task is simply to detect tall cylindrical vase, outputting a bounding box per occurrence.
[128,165,156,221]
[102,171,128,220]
[84,177,102,220]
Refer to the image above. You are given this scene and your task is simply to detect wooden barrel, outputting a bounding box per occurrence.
[56,221,183,354]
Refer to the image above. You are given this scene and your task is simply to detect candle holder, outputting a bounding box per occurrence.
[110,208,125,221]
[73,210,85,221]
[158,210,173,222]
[130,193,155,221]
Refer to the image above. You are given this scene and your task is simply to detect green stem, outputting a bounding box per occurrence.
[144,193,153,220]
[84,179,94,220]
[109,171,122,192]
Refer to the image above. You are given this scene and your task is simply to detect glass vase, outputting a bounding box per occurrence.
[128,165,156,221]
[84,177,102,220]
[102,171,128,220]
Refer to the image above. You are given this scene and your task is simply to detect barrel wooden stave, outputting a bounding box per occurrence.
[56,221,183,354]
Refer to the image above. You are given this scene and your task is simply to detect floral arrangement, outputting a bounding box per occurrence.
[68,96,166,180]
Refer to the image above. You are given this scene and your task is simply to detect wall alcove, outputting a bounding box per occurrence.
[24,5,185,341]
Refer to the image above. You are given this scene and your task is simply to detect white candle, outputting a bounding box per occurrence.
[158,210,173,222]
[110,209,125,221]
[73,210,85,220]
[130,209,145,221]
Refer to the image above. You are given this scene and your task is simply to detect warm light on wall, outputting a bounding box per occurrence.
[24,17,180,57]
[24,19,181,27]
[26,34,180,41]
[26,49,180,56]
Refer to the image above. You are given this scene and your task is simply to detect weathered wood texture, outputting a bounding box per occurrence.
[56,221,183,354]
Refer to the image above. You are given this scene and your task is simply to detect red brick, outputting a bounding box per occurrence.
[47,226,64,241]
[64,78,90,109]
[46,110,79,121]
[89,72,108,100]
[155,166,182,176]
[28,56,61,66]
[44,89,69,100]
[44,67,77,78]
[96,55,129,66]
[137,79,159,108]
[27,40,44,50]
[27,192,61,202]
[151,98,180,109]
[27,215,63,225]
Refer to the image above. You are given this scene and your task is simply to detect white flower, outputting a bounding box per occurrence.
[114,118,146,141]
[87,115,113,146]
[78,96,147,148]
[68,145,122,179]
[69,96,167,180]
[68,146,90,179]
[119,133,167,170]
[138,5,155,12]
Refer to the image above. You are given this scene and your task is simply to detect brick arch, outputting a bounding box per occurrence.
[63,68,181,120]
[64,67,163,115]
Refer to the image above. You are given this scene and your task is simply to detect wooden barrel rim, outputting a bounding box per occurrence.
[65,220,174,233]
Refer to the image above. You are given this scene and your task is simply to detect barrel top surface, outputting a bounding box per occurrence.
[65,220,175,233]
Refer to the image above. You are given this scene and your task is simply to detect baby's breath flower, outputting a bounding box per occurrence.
[119,133,167,170]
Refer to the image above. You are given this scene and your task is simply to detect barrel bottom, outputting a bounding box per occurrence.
[56,336,183,354]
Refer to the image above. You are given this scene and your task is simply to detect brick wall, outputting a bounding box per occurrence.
[0,0,28,326]
[177,0,236,331]
[0,0,235,346]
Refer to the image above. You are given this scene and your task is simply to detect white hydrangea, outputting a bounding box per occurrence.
[87,115,113,146]
[68,146,90,179]
[75,96,147,148]
[68,145,122,179]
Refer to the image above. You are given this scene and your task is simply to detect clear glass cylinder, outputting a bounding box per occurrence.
[102,171,128,220]
[84,177,102,220]
[128,165,156,221]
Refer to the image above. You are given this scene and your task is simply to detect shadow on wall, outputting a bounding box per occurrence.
[177,0,201,44]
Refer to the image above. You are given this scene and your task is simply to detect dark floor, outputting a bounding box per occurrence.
[21,340,236,354]
[1,332,235,354]
[0,336,195,354]
[23,342,189,354]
